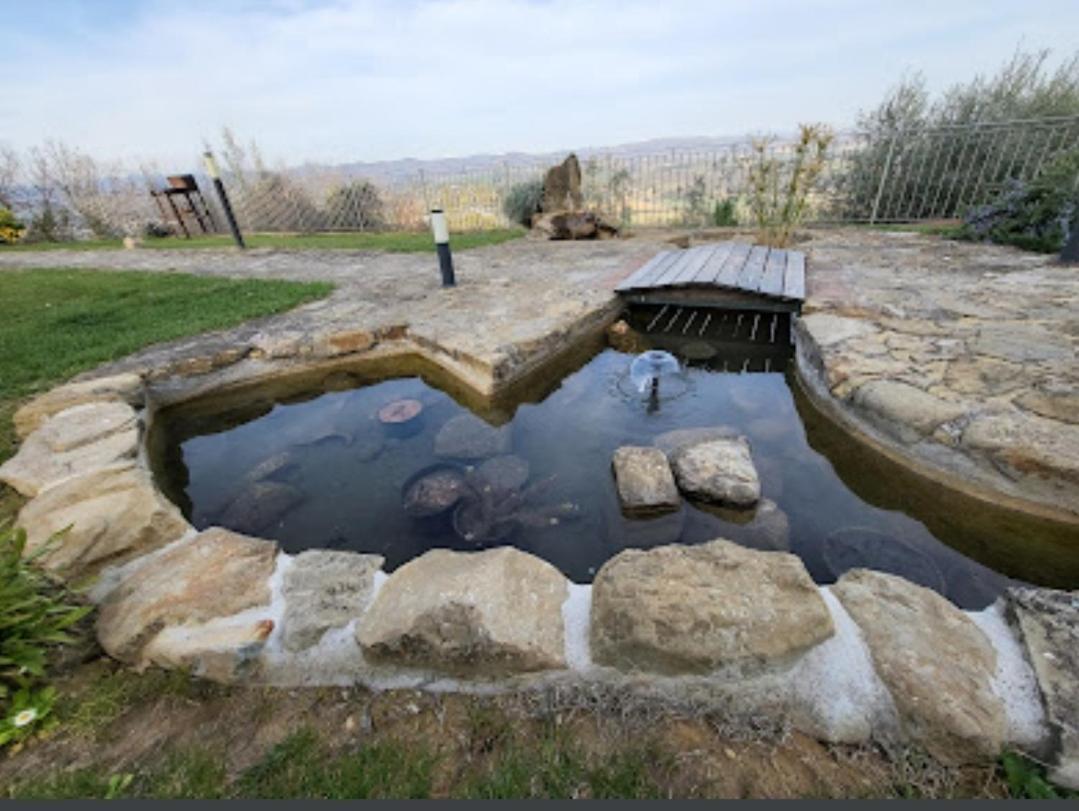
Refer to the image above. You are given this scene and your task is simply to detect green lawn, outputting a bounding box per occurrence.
[0,268,332,465]
[1,228,524,253]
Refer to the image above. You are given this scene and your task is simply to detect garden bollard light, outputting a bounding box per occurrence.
[203,151,246,250]
[430,208,455,287]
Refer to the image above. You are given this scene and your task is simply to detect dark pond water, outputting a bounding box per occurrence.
[151,315,1079,610]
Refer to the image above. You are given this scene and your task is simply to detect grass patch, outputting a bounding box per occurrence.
[0,267,331,464]
[2,229,524,253]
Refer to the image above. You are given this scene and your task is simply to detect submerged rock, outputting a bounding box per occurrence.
[353,433,385,462]
[245,451,300,484]
[281,549,384,652]
[591,539,834,675]
[220,480,305,534]
[652,426,738,456]
[1007,587,1079,789]
[434,413,512,460]
[684,498,790,551]
[823,527,945,593]
[832,569,1005,764]
[476,454,531,492]
[402,464,469,518]
[611,446,679,514]
[668,436,761,508]
[356,547,568,676]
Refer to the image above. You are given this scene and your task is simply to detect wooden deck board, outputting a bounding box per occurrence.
[616,240,805,307]
[759,248,788,297]
[783,250,806,300]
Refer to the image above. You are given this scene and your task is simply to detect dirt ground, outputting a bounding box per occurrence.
[0,639,1010,800]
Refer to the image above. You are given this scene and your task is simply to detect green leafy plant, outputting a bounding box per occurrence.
[960,148,1079,252]
[748,123,833,247]
[502,179,544,227]
[712,198,738,227]
[0,207,24,244]
[0,523,91,746]
[1001,751,1077,799]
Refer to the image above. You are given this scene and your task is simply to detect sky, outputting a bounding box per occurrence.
[3,0,1078,169]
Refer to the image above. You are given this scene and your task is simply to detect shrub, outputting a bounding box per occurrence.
[837,48,1079,221]
[0,207,24,244]
[502,179,544,227]
[960,149,1079,252]
[748,123,833,247]
[0,524,90,746]
[712,198,738,227]
[324,180,385,230]
[681,175,709,227]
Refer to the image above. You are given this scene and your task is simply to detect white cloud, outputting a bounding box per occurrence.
[3,0,1077,168]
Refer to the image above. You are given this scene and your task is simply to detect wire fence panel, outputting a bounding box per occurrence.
[10,116,1078,238]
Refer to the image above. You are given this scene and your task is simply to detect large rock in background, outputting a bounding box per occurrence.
[541,153,584,212]
[281,549,384,652]
[668,436,761,508]
[611,446,679,514]
[16,463,190,579]
[13,373,144,439]
[1007,587,1079,789]
[356,547,568,676]
[531,211,618,240]
[832,569,1005,764]
[96,527,278,670]
[591,540,834,675]
[0,402,139,496]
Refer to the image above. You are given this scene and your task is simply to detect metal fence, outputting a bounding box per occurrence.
[10,116,1078,238]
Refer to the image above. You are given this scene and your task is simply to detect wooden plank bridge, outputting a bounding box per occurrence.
[616,241,806,313]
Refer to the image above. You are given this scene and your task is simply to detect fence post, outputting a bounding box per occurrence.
[869,132,899,225]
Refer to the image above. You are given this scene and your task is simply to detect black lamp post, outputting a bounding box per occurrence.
[430,208,455,286]
[203,151,245,249]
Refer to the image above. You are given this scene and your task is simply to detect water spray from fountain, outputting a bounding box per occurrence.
[629,350,682,413]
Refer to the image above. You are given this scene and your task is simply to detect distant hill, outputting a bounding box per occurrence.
[293,134,782,183]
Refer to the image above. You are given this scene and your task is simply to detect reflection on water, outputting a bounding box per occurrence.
[151,330,1079,610]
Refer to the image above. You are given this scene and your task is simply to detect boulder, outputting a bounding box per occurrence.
[611,446,680,513]
[281,550,384,652]
[0,402,139,496]
[356,547,568,676]
[13,373,143,439]
[531,211,618,240]
[96,527,278,667]
[590,539,834,675]
[219,480,305,535]
[141,617,274,683]
[433,413,511,460]
[668,436,760,508]
[832,569,1005,763]
[1007,587,1079,789]
[16,463,190,579]
[850,380,967,444]
[476,455,531,491]
[540,153,583,212]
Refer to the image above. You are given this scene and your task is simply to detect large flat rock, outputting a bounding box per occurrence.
[281,549,384,652]
[13,372,143,439]
[591,539,834,675]
[833,569,1005,764]
[0,402,139,496]
[1007,587,1079,790]
[356,547,568,676]
[850,380,967,444]
[611,446,679,513]
[16,463,190,579]
[96,527,278,671]
[668,436,761,508]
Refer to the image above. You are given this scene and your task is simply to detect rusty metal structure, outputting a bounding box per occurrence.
[151,174,217,238]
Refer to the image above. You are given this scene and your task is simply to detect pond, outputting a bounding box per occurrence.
[150,312,1079,610]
